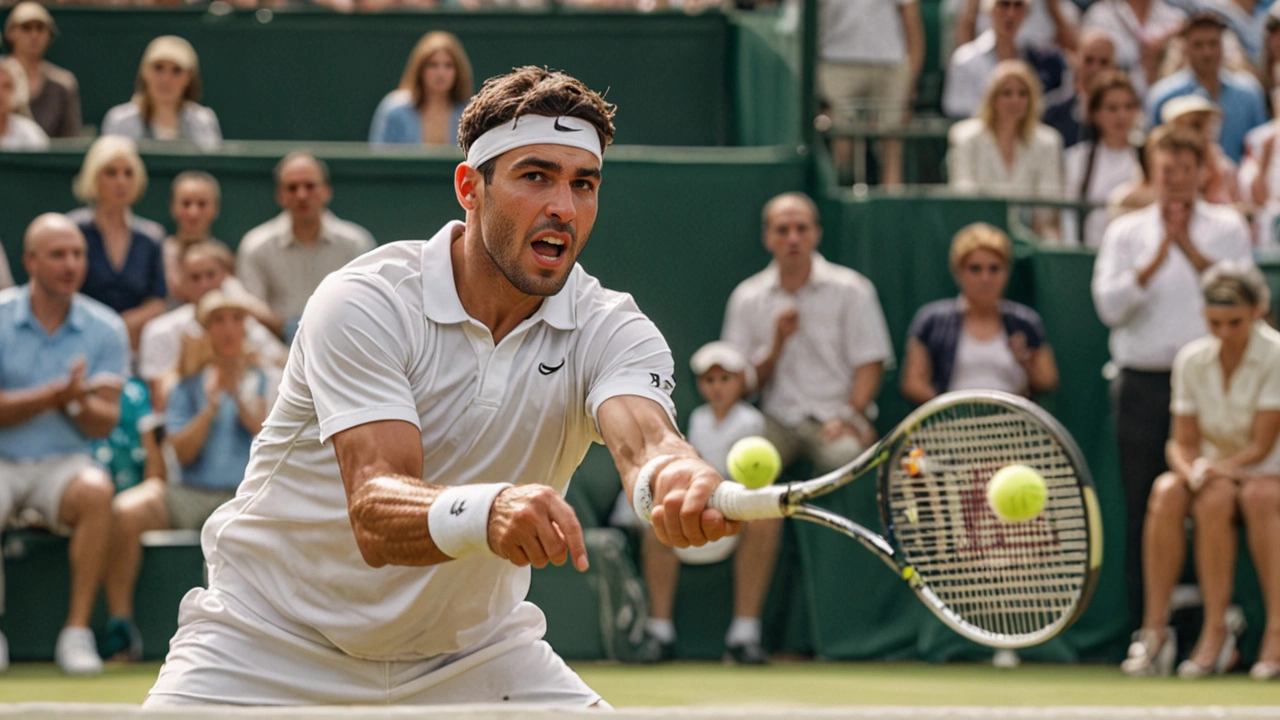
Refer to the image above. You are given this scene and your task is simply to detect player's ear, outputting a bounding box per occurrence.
[455,164,482,211]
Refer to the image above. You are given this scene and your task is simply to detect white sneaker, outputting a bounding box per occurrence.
[0,629,8,674]
[992,648,1021,669]
[55,626,102,676]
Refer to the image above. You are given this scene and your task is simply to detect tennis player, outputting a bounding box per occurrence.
[144,66,737,707]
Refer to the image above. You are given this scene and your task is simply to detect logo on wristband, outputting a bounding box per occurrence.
[450,500,467,516]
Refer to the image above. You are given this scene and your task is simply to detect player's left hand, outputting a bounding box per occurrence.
[650,457,743,549]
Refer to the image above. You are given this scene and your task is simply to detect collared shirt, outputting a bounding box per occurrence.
[1091,201,1252,370]
[137,293,288,384]
[78,220,167,314]
[1172,321,1280,471]
[236,210,376,323]
[1145,69,1267,163]
[1081,0,1186,98]
[101,101,222,150]
[947,119,1064,200]
[198,221,676,661]
[941,30,1068,119]
[0,286,128,460]
[722,253,894,426]
[167,364,278,491]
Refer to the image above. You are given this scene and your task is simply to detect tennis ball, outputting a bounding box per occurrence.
[726,436,782,489]
[987,465,1048,522]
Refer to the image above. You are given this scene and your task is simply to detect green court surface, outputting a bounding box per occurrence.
[2,662,1279,707]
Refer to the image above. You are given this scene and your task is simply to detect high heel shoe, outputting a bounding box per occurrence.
[1177,606,1245,679]
[1121,627,1176,676]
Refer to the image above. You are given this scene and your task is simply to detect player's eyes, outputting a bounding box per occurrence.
[572,179,596,191]
[523,172,546,182]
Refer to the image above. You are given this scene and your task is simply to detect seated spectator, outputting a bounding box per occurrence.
[942,0,1067,120]
[103,288,277,662]
[1240,89,1280,245]
[1161,95,1241,205]
[1042,28,1118,150]
[101,36,221,149]
[1063,71,1143,247]
[163,170,223,305]
[368,32,472,147]
[237,151,375,342]
[2,2,79,138]
[139,241,285,410]
[1082,0,1186,99]
[948,59,1064,240]
[635,342,781,665]
[71,136,166,349]
[1145,12,1266,164]
[0,58,46,150]
[1121,261,1280,679]
[901,222,1058,405]
[0,214,128,675]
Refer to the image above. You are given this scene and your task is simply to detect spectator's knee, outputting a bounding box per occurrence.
[1148,472,1190,518]
[1239,478,1280,519]
[1192,479,1237,521]
[70,467,115,515]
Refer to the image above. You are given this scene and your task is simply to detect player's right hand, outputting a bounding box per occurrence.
[487,485,589,572]
[650,456,743,549]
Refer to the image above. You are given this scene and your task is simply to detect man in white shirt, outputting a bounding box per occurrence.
[236,152,375,342]
[145,66,739,708]
[723,192,893,474]
[1091,123,1252,633]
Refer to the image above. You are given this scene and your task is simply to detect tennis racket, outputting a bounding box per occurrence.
[703,390,1101,649]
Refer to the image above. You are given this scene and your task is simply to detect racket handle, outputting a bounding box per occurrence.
[708,483,788,521]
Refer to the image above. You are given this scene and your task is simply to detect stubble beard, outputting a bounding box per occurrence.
[479,193,580,298]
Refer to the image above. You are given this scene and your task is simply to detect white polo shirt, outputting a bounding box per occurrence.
[1172,321,1280,473]
[197,221,676,662]
[722,253,894,427]
[1091,201,1252,371]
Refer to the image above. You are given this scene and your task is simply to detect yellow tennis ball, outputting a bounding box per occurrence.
[987,465,1048,522]
[727,436,782,489]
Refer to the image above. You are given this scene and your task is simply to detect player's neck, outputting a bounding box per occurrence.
[452,225,544,344]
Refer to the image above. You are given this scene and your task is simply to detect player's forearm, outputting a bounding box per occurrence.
[597,395,698,499]
[347,475,454,567]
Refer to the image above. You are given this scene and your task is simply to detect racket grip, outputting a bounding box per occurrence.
[708,483,788,521]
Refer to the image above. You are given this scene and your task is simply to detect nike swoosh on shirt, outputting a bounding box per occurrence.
[538,360,566,375]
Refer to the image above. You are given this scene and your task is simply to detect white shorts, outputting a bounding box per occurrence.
[0,453,97,535]
[144,587,603,707]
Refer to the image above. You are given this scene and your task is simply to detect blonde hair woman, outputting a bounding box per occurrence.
[101,36,221,148]
[71,136,166,348]
[948,59,1064,239]
[368,31,473,146]
[1122,261,1280,680]
[0,58,47,150]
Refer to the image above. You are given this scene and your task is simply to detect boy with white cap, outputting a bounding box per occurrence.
[637,341,782,665]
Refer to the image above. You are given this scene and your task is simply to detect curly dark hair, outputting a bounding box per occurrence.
[458,66,617,181]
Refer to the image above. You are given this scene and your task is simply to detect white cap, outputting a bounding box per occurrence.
[1160,94,1220,124]
[142,35,198,72]
[689,341,757,392]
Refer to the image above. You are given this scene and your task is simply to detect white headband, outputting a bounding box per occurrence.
[465,114,603,169]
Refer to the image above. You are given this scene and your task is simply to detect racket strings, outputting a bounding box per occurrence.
[886,403,1090,643]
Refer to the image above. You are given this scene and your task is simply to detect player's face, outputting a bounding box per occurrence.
[477,144,600,297]
[697,366,745,414]
[1093,88,1138,145]
[276,158,332,223]
[95,157,138,209]
[956,248,1009,308]
[171,180,219,238]
[421,51,457,96]
[1204,303,1259,349]
[763,200,820,272]
[183,255,227,303]
[1185,27,1223,77]
[144,59,190,105]
[994,77,1031,124]
[206,308,248,358]
[1151,148,1199,205]
[26,228,87,300]
[5,21,51,58]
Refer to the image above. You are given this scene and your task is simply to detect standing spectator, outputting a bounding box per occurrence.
[237,151,374,342]
[816,0,924,186]
[1258,5,1280,101]
[1240,88,1280,245]
[101,36,221,149]
[1091,124,1253,633]
[1082,0,1187,99]
[368,32,472,147]
[723,192,893,473]
[948,60,1064,240]
[1145,12,1267,163]
[103,289,277,663]
[900,222,1058,405]
[72,136,166,350]
[163,171,223,305]
[2,2,80,139]
[1063,71,1143,247]
[951,0,1079,56]
[1042,29,1119,149]
[139,241,285,410]
[1161,95,1241,204]
[943,0,1068,120]
[0,214,127,676]
[0,58,46,150]
[1122,262,1277,678]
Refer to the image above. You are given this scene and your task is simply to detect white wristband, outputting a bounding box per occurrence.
[428,483,513,559]
[632,454,678,524]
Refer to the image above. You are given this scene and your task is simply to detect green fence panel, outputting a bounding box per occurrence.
[32,8,732,146]
[732,10,800,147]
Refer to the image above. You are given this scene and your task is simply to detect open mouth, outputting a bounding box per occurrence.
[531,237,567,264]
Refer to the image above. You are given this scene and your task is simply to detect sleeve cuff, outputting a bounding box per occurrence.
[318,404,422,445]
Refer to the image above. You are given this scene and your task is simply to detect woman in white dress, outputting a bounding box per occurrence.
[1062,70,1142,247]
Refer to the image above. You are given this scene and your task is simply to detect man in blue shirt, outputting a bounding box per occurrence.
[1146,11,1267,163]
[0,214,128,675]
